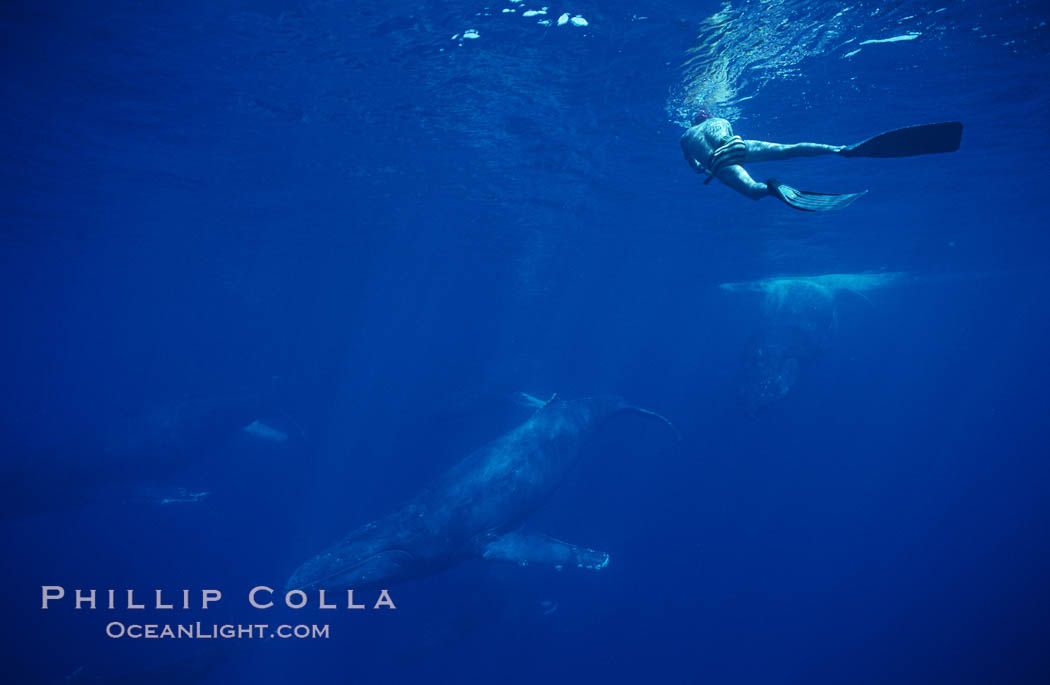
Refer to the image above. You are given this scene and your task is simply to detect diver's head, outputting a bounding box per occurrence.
[691,108,714,125]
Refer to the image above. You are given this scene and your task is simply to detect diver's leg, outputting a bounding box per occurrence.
[716,165,770,200]
[744,140,844,163]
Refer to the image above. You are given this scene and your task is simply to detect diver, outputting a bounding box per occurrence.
[680,108,962,211]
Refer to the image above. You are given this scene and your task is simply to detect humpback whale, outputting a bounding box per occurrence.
[286,395,675,591]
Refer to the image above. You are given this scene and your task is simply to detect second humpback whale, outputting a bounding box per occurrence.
[719,272,909,410]
[286,395,675,591]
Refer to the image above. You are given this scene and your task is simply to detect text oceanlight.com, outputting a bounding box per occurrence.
[105,622,330,639]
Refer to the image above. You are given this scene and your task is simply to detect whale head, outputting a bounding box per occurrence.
[285,511,433,591]
[286,547,415,592]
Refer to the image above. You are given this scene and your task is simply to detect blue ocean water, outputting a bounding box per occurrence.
[2,0,1049,682]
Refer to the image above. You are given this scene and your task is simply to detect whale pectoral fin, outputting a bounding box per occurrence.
[480,532,609,571]
[511,392,560,411]
[511,392,547,409]
[241,419,289,442]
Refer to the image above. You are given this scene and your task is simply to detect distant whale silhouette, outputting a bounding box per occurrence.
[286,395,675,591]
[720,272,908,410]
[719,272,908,298]
[2,394,296,519]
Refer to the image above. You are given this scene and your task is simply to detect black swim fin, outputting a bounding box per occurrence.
[839,122,962,158]
[766,178,867,212]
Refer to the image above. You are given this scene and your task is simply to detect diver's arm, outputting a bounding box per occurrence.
[680,134,704,173]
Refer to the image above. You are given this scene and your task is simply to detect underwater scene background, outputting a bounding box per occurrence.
[2,0,1049,682]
